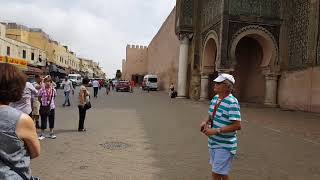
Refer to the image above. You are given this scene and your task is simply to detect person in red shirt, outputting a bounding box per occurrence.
[130,80,135,93]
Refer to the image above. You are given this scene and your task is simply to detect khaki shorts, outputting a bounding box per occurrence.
[32,100,41,116]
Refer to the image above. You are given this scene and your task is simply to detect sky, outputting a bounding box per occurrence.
[0,0,176,78]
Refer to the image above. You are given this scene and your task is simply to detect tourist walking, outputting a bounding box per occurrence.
[38,76,57,140]
[32,75,43,129]
[200,73,242,180]
[10,81,38,116]
[104,80,110,95]
[92,79,99,98]
[0,63,40,180]
[61,76,74,107]
[78,78,91,131]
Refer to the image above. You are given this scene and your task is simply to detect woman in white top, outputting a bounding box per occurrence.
[78,78,90,131]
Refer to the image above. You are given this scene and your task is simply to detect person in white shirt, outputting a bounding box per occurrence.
[61,76,74,106]
[92,79,99,98]
[32,75,42,129]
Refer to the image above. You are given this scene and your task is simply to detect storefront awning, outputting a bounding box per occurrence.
[24,66,43,75]
[58,68,66,74]
[0,56,28,70]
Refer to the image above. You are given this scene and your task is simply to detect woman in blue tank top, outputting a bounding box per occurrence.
[0,63,40,180]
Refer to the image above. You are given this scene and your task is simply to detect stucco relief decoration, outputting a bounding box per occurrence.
[229,25,279,74]
[288,0,310,68]
[229,0,279,18]
[201,0,222,28]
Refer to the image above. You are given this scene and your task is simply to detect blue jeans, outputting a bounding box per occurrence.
[63,91,70,105]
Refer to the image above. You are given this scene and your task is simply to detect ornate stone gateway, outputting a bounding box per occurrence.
[229,25,280,106]
[175,0,281,106]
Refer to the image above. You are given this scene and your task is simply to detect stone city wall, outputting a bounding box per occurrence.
[147,7,179,90]
[122,44,148,80]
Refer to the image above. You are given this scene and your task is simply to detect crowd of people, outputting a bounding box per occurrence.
[0,63,94,179]
[0,62,242,180]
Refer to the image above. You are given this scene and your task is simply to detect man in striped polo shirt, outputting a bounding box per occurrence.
[200,73,242,180]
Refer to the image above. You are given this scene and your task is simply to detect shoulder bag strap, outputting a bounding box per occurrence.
[211,95,228,126]
[0,154,30,180]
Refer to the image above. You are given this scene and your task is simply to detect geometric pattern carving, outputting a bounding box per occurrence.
[182,0,193,26]
[229,0,280,18]
[287,0,310,69]
[202,0,222,28]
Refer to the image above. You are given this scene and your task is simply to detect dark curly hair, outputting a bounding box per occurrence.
[0,63,26,104]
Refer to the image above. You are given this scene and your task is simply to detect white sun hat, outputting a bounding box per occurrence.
[213,73,235,84]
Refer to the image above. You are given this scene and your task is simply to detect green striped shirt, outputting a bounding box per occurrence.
[207,94,241,154]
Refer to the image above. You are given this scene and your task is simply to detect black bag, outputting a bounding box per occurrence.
[0,153,40,180]
[40,105,50,115]
[84,102,91,110]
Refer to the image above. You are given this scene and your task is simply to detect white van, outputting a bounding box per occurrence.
[68,74,82,86]
[142,74,158,91]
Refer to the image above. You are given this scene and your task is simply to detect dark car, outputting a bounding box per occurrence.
[115,80,130,92]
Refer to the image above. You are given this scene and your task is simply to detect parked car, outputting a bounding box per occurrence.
[68,74,82,86]
[115,80,130,92]
[142,74,158,91]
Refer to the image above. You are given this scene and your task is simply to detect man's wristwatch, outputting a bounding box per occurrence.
[216,128,221,134]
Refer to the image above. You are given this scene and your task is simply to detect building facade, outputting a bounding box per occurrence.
[0,23,46,74]
[3,22,101,78]
[174,0,320,112]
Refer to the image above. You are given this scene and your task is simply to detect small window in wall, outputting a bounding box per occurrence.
[22,50,26,59]
[31,52,35,60]
[7,46,10,56]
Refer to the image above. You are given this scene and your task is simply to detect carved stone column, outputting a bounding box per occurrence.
[264,74,279,107]
[199,74,209,101]
[177,33,192,98]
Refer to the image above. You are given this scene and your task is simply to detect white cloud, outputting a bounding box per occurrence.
[0,0,176,78]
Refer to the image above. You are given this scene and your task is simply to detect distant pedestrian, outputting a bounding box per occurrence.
[104,80,110,95]
[78,78,90,131]
[10,81,38,116]
[200,73,242,180]
[130,80,135,93]
[169,83,177,98]
[92,79,99,98]
[61,76,74,107]
[38,76,57,140]
[99,79,103,90]
[0,63,40,180]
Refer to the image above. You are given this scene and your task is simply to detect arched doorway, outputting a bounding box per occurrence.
[233,37,265,103]
[229,26,280,105]
[200,31,219,100]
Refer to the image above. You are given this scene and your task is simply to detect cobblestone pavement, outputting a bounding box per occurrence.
[31,87,320,180]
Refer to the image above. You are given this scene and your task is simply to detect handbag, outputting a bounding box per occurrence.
[83,92,91,110]
[84,101,91,110]
[0,153,39,180]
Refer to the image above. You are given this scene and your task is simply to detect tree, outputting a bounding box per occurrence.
[115,69,122,80]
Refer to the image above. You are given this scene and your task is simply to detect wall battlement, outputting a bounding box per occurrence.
[126,44,148,50]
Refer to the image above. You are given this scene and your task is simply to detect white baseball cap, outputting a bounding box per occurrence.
[213,73,235,84]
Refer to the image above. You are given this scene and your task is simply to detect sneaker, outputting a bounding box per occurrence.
[38,135,45,140]
[49,133,56,139]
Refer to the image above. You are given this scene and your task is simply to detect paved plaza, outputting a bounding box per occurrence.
[31,87,320,180]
